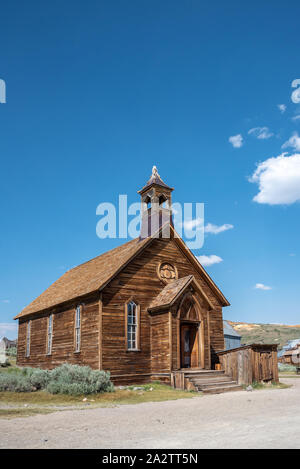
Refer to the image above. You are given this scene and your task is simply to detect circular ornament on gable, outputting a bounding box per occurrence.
[158,262,178,283]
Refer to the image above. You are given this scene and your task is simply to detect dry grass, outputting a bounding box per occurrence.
[0,383,198,419]
[250,381,291,390]
[0,366,20,374]
[0,408,56,419]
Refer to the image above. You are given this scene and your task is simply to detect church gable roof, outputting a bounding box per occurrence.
[15,236,150,319]
[15,223,230,319]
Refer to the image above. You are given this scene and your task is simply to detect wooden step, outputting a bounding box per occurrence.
[201,384,243,394]
[194,380,237,389]
[184,370,225,378]
[190,376,233,384]
[183,369,242,394]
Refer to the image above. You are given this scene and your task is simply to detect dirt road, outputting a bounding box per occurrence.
[1,378,299,449]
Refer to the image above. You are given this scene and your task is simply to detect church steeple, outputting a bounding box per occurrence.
[138,166,174,239]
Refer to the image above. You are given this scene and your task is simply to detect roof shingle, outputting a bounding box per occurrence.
[148,275,193,311]
[15,236,149,319]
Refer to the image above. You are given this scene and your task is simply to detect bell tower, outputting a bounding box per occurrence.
[138,166,174,239]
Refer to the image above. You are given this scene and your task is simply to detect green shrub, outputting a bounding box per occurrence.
[251,380,265,390]
[46,364,114,395]
[6,347,17,357]
[0,373,33,392]
[22,367,50,390]
[0,363,113,395]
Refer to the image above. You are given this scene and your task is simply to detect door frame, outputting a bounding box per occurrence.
[176,291,206,370]
[180,320,201,369]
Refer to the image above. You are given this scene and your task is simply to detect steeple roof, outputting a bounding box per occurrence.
[138,166,173,194]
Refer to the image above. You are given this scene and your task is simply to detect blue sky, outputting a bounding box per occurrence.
[1,1,300,338]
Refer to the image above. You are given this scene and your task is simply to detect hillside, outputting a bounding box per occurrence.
[228,321,300,349]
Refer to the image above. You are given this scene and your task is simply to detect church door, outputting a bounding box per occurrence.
[180,323,199,368]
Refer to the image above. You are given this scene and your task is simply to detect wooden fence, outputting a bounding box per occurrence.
[217,344,278,386]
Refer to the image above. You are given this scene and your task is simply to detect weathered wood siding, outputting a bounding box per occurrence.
[217,344,278,385]
[150,313,171,373]
[16,295,100,369]
[171,316,179,370]
[101,237,225,380]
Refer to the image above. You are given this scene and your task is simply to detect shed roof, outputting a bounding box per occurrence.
[223,320,241,338]
[283,348,300,357]
[286,339,300,349]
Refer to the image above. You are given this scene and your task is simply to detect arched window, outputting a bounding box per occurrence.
[25,320,31,357]
[47,313,53,355]
[75,305,82,352]
[158,194,168,208]
[145,196,151,210]
[126,300,140,350]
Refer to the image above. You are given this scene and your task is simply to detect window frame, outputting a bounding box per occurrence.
[125,299,140,351]
[25,320,31,357]
[46,313,53,355]
[74,305,82,353]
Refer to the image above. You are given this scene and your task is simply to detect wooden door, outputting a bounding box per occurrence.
[180,324,199,368]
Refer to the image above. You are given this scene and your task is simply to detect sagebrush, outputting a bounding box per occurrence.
[46,364,114,395]
[278,363,297,372]
[0,363,113,395]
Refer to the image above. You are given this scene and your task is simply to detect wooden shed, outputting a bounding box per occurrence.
[217,344,279,385]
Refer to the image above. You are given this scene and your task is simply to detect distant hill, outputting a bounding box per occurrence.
[227,321,300,349]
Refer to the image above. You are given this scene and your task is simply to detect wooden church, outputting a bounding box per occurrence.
[15,167,232,387]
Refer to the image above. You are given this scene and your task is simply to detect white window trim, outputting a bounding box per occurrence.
[75,305,81,352]
[25,320,31,357]
[126,301,139,351]
[47,314,53,355]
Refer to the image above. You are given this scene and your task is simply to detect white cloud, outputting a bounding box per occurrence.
[291,79,300,103]
[196,255,223,267]
[1,299,10,304]
[282,132,300,151]
[0,323,17,338]
[249,152,300,204]
[248,127,274,139]
[255,283,272,291]
[204,223,234,234]
[181,217,203,230]
[291,115,300,121]
[277,104,286,113]
[229,134,243,148]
